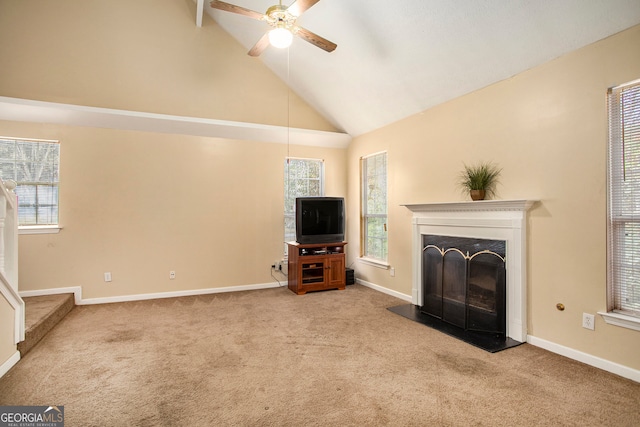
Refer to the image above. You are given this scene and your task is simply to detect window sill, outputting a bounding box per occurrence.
[19,225,62,235]
[598,311,640,332]
[358,257,390,269]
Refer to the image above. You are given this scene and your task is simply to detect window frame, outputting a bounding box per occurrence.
[0,136,61,234]
[284,157,325,253]
[602,79,640,331]
[360,151,389,267]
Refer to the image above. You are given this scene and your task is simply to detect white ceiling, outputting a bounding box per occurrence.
[204,0,640,136]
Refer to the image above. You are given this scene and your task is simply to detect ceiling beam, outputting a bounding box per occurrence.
[196,0,204,27]
[0,97,351,148]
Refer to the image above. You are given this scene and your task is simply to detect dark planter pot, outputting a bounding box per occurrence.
[470,190,486,201]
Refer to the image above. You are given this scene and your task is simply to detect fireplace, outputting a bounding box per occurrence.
[422,235,506,336]
[399,200,536,346]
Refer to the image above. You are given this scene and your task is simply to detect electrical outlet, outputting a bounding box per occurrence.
[582,313,595,330]
[104,272,112,282]
[390,267,395,277]
[169,271,176,279]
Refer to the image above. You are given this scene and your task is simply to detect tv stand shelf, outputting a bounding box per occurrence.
[287,241,347,295]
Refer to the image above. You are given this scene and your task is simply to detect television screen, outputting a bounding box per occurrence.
[296,197,345,244]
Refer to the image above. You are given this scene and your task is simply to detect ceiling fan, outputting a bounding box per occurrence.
[209,0,337,56]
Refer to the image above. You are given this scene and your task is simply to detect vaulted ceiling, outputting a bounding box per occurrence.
[202,0,640,136]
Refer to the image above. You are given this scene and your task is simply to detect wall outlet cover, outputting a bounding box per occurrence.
[582,313,595,330]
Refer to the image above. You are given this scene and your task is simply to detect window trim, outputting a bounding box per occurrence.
[360,151,388,263]
[598,311,640,332]
[0,136,60,227]
[605,78,640,331]
[19,225,62,235]
[283,157,325,253]
[358,256,390,269]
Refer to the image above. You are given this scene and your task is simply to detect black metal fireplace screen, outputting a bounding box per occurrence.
[421,235,506,336]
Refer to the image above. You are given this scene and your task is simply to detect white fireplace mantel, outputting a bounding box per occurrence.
[402,199,538,343]
[402,199,537,213]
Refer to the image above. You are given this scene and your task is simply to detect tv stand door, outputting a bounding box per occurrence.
[327,255,345,288]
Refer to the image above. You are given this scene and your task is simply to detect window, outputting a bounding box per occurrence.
[361,151,387,263]
[284,158,324,246]
[0,137,60,226]
[607,79,640,320]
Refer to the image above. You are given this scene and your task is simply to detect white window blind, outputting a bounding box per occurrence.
[608,79,640,317]
[0,137,60,226]
[361,151,388,261]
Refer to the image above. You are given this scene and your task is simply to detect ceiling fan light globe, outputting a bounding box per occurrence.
[269,27,293,48]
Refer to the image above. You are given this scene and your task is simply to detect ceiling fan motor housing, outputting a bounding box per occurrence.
[265,4,297,29]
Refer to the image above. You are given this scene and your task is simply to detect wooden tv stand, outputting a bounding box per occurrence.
[287,241,347,295]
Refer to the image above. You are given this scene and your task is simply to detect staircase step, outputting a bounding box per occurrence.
[17,293,75,357]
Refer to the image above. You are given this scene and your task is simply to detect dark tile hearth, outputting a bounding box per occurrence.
[388,304,523,353]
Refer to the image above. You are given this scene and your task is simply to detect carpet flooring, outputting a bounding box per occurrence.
[17,293,75,357]
[1,284,639,426]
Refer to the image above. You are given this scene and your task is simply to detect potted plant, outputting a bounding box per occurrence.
[458,162,502,201]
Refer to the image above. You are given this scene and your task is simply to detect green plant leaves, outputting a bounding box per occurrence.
[458,162,502,198]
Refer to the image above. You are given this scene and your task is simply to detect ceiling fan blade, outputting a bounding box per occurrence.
[287,0,320,17]
[248,33,271,57]
[209,1,264,20]
[295,27,336,53]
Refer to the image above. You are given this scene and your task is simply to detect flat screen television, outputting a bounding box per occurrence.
[295,197,345,244]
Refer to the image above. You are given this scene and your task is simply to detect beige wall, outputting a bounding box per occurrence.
[0,0,347,371]
[347,25,640,370]
[0,120,345,299]
[0,293,16,371]
[0,0,337,132]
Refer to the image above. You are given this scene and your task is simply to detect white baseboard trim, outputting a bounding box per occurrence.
[527,335,640,383]
[0,350,20,379]
[356,278,412,303]
[20,286,83,305]
[17,283,283,306]
[77,282,282,305]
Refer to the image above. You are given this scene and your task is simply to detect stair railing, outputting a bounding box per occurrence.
[0,179,24,344]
